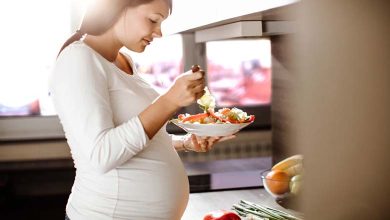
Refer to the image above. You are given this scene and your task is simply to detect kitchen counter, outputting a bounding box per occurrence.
[0,156,303,219]
[182,188,303,220]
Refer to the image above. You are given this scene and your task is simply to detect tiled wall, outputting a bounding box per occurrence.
[178,130,272,163]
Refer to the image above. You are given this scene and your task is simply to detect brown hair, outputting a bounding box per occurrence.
[58,0,172,57]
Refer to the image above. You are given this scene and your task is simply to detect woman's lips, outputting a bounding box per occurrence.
[143,39,151,45]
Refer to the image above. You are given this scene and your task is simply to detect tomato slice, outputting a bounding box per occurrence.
[178,114,186,120]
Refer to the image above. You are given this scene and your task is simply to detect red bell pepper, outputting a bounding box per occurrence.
[203,210,241,220]
[220,108,231,115]
[181,112,209,123]
[243,115,255,123]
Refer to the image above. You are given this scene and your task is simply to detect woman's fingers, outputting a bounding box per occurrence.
[198,136,208,152]
[183,71,205,101]
[207,136,224,151]
[195,90,206,100]
[206,138,218,151]
[184,70,204,81]
[164,66,206,108]
[191,134,205,152]
[191,82,205,93]
[189,134,236,153]
[190,78,205,87]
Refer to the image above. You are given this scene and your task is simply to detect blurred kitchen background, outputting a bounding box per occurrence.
[1,0,389,219]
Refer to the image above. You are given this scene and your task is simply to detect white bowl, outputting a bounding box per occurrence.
[171,120,252,137]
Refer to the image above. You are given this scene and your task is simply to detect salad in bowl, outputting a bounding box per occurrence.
[171,87,255,136]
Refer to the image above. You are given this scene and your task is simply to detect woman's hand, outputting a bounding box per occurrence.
[162,69,205,109]
[182,134,236,153]
[139,67,204,140]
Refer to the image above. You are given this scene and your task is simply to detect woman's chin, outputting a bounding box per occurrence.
[131,46,146,53]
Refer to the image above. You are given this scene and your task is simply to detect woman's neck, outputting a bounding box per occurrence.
[83,30,122,62]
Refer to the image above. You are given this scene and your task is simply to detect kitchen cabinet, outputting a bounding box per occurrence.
[163,0,298,35]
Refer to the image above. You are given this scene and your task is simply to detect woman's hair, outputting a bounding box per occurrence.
[58,0,172,56]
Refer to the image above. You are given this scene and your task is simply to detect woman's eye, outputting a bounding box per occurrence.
[149,19,157,24]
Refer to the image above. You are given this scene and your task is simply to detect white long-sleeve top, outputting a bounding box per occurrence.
[49,41,189,220]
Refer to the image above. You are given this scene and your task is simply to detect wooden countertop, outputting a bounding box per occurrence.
[182,188,303,220]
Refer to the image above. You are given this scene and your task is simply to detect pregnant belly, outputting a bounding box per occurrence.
[72,161,189,220]
[71,132,189,219]
[114,141,189,219]
[117,156,189,200]
[115,168,189,219]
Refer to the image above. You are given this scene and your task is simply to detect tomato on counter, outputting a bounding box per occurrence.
[203,210,241,220]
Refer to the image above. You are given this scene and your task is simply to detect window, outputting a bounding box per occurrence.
[0,1,184,117]
[0,0,75,116]
[202,39,272,129]
[206,39,271,108]
[0,1,185,140]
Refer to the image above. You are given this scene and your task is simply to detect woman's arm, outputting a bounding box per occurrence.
[139,70,205,139]
[50,46,149,174]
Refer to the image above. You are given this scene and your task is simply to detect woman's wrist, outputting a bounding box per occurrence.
[181,134,192,152]
[172,134,191,152]
[160,93,180,111]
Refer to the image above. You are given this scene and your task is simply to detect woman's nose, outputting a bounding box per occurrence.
[152,27,163,38]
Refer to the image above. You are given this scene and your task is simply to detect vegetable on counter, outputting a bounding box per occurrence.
[272,155,304,177]
[203,209,241,220]
[231,200,303,220]
[271,154,304,195]
[264,170,290,195]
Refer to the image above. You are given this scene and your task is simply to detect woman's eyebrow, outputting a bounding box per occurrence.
[154,12,166,19]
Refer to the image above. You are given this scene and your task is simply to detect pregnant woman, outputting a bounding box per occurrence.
[49,0,233,219]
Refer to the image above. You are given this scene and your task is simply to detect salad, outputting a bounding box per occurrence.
[175,87,255,124]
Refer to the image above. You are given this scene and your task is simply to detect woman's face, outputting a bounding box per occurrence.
[114,0,170,52]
